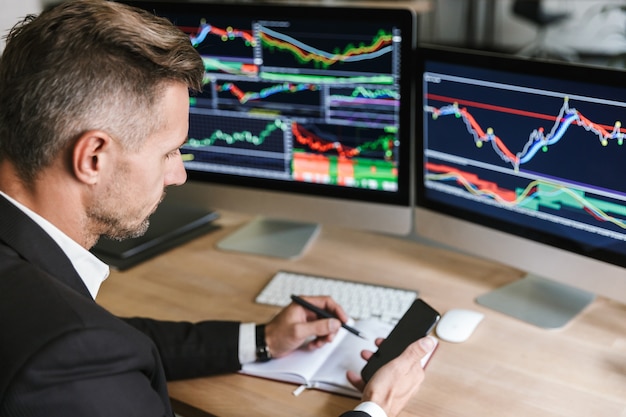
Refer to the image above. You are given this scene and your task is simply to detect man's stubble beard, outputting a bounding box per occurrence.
[86,160,160,242]
[87,197,152,242]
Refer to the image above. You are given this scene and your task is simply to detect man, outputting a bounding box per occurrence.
[0,1,436,416]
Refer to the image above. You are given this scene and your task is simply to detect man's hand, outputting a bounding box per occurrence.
[347,336,437,417]
[264,295,350,358]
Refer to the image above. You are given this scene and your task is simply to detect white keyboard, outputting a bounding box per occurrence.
[255,271,418,324]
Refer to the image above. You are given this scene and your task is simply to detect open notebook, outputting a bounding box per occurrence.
[240,318,438,398]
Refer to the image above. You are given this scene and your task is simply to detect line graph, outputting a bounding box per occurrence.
[182,114,399,189]
[178,20,257,76]
[292,122,397,161]
[422,67,626,242]
[186,21,255,48]
[425,162,626,237]
[423,72,626,194]
[182,114,290,177]
[350,86,399,100]
[329,86,399,127]
[426,162,626,229]
[186,118,288,147]
[259,26,393,69]
[202,57,258,76]
[216,81,319,104]
[165,10,407,192]
[425,94,626,170]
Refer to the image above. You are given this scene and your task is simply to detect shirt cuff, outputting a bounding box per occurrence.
[354,401,387,417]
[238,322,257,364]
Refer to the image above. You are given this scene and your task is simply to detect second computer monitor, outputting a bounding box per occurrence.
[415,45,626,327]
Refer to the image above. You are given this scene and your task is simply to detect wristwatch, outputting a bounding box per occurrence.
[255,324,272,362]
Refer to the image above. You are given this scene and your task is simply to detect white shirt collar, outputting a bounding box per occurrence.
[0,191,109,299]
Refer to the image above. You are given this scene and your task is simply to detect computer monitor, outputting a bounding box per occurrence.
[415,45,626,329]
[127,1,416,258]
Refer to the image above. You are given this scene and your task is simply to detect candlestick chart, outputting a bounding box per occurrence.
[422,70,626,241]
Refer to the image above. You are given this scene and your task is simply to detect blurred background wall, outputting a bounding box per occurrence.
[3,1,626,66]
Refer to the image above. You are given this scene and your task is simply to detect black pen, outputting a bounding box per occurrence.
[290,294,368,340]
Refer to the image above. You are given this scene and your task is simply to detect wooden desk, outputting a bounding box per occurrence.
[98,212,626,417]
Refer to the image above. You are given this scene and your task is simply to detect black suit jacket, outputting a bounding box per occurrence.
[0,195,242,416]
[0,195,365,417]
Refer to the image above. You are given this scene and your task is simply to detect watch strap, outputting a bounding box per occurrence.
[255,324,272,362]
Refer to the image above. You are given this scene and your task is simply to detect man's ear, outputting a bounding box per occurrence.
[72,130,113,185]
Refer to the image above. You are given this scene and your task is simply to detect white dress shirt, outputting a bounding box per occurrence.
[0,191,109,298]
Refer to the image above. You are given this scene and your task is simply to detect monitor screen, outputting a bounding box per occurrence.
[127,1,416,257]
[415,45,626,328]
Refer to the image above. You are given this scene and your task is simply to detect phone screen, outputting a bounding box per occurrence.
[360,298,440,383]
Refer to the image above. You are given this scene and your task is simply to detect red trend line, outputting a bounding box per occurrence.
[455,107,519,164]
[210,27,254,44]
[292,123,359,158]
[426,162,518,202]
[427,93,623,135]
[181,24,255,44]
[427,93,557,122]
[218,83,246,102]
[583,206,606,222]
[576,112,613,139]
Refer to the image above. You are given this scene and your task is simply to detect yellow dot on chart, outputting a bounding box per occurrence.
[601,140,608,146]
[487,127,494,135]
[476,141,483,148]
[616,121,622,128]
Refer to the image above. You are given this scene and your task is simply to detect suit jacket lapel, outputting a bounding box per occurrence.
[0,194,92,298]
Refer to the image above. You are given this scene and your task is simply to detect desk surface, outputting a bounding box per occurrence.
[98,212,626,417]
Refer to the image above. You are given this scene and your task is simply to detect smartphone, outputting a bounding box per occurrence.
[360,298,440,383]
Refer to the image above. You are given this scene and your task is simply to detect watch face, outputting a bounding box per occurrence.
[255,324,271,362]
[256,345,272,362]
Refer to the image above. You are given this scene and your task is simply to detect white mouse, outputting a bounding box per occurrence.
[436,309,484,343]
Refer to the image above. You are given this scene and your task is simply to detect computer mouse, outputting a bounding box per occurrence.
[436,309,484,343]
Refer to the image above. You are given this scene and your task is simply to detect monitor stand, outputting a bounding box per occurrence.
[476,274,595,329]
[217,216,320,259]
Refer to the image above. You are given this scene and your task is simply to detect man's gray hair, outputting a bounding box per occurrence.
[0,0,204,184]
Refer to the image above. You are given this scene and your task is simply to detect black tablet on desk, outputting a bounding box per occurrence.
[91,201,219,270]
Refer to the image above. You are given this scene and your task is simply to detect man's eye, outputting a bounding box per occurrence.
[167,149,181,159]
